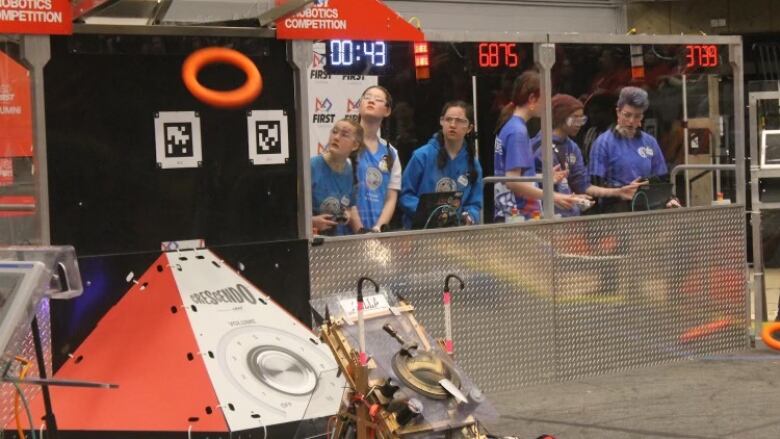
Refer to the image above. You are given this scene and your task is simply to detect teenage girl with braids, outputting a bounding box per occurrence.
[349,85,401,233]
[311,118,362,236]
[400,100,483,229]
[493,70,579,221]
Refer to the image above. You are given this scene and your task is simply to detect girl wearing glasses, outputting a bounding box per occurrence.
[350,85,402,233]
[530,94,641,216]
[494,71,580,221]
[400,101,484,229]
[311,119,362,236]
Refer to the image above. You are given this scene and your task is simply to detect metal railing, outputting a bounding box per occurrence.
[482,175,543,184]
[670,164,736,207]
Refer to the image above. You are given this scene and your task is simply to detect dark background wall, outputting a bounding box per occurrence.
[44,35,299,256]
[42,35,312,377]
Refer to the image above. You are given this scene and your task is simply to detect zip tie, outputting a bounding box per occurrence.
[125,272,147,290]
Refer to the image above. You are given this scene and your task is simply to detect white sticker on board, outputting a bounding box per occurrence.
[169,250,342,431]
[247,110,289,165]
[154,111,202,169]
[339,293,390,317]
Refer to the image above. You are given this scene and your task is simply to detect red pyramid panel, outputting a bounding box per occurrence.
[24,254,227,432]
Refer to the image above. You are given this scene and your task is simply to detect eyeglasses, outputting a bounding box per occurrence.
[566,115,588,127]
[361,94,387,104]
[331,127,355,139]
[619,111,644,121]
[441,116,470,126]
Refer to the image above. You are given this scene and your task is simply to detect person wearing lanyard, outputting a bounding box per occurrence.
[350,85,402,233]
[493,70,580,221]
[588,86,679,212]
[530,94,642,216]
[311,119,362,236]
[400,100,484,229]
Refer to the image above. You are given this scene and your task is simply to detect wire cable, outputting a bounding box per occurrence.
[13,357,35,439]
[423,204,448,229]
[257,415,267,439]
[631,190,649,212]
[649,45,677,61]
[12,381,36,439]
[423,204,460,229]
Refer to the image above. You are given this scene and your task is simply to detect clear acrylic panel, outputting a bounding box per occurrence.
[553,43,736,208]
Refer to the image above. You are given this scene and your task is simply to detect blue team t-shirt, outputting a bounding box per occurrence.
[399,135,484,228]
[588,128,668,187]
[530,133,590,217]
[311,155,355,236]
[355,142,398,229]
[493,115,540,220]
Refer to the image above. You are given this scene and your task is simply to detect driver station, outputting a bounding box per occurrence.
[0,0,770,437]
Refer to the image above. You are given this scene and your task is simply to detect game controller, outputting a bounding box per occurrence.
[574,198,594,210]
[333,213,349,224]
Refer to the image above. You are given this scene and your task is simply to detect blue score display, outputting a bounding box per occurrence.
[325,40,389,74]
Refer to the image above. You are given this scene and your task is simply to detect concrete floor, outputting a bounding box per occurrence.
[485,348,780,439]
[476,269,780,439]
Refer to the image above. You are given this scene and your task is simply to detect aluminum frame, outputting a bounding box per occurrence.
[293,32,745,239]
[21,36,51,246]
[747,90,780,324]
[24,25,747,278]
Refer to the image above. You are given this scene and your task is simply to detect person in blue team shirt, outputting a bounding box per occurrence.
[350,85,402,233]
[531,94,641,216]
[311,118,362,236]
[400,100,484,228]
[588,86,680,212]
[494,71,580,221]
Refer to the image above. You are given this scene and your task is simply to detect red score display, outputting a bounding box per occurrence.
[478,43,520,68]
[685,45,718,69]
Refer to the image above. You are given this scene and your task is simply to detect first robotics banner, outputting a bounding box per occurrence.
[0,0,71,34]
[275,0,423,41]
[308,42,376,157]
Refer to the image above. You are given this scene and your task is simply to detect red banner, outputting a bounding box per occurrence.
[0,0,72,35]
[276,0,423,41]
[0,51,33,158]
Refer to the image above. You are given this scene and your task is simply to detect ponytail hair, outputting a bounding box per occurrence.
[494,70,540,134]
[435,100,477,184]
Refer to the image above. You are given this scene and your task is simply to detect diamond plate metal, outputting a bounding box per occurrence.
[551,207,748,382]
[310,206,749,394]
[0,298,53,429]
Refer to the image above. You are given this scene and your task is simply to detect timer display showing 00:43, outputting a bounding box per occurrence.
[327,40,387,69]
